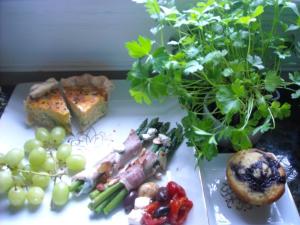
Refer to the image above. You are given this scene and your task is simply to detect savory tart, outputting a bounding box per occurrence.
[61,74,113,131]
[24,78,72,132]
[226,149,286,205]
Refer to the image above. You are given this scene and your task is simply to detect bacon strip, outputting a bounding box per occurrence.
[72,130,143,195]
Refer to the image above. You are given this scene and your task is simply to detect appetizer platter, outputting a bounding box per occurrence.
[0,80,209,225]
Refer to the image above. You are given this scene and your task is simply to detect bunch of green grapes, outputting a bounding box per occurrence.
[0,126,86,208]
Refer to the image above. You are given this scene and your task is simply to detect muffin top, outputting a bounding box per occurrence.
[228,149,286,193]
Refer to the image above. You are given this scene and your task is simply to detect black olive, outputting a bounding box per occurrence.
[153,206,170,218]
[123,190,138,213]
[155,187,169,202]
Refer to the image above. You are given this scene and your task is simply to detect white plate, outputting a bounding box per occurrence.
[0,80,209,225]
[199,154,300,225]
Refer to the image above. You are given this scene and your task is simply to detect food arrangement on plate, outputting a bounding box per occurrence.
[1,0,300,224]
[1,79,194,225]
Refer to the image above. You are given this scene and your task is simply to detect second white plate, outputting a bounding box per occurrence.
[199,154,300,225]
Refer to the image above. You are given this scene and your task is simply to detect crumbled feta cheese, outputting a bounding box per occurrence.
[134,196,151,209]
[142,133,152,141]
[128,209,144,225]
[158,133,171,147]
[147,128,157,136]
[141,128,157,141]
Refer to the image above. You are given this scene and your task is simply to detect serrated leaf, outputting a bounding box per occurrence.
[147,74,168,99]
[247,55,264,70]
[145,0,160,16]
[285,24,300,32]
[185,46,199,58]
[289,72,300,85]
[129,89,152,104]
[253,117,271,135]
[151,47,169,72]
[216,86,241,114]
[231,129,252,150]
[201,141,218,161]
[184,60,203,75]
[222,68,234,77]
[237,16,256,25]
[270,101,291,119]
[231,79,246,97]
[291,89,300,99]
[125,36,152,58]
[202,50,228,64]
[252,5,264,17]
[285,2,300,16]
[264,71,282,92]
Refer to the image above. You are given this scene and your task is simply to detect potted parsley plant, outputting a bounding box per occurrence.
[125,0,300,161]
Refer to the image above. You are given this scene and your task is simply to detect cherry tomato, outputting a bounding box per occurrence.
[168,197,193,225]
[167,181,186,198]
[145,201,160,215]
[142,212,168,225]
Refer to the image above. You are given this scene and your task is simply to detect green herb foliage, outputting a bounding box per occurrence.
[126,0,300,161]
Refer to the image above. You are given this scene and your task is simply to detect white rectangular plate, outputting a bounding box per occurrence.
[199,154,300,225]
[0,80,209,225]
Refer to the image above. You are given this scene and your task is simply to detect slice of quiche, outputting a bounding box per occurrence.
[24,78,72,132]
[61,74,113,131]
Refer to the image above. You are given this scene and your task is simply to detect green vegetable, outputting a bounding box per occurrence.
[126,0,300,161]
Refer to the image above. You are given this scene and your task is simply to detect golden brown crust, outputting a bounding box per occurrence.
[61,74,113,131]
[63,86,106,114]
[25,88,71,132]
[226,148,286,205]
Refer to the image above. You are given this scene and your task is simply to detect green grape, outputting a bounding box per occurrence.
[29,147,46,168]
[0,152,5,165]
[56,144,72,162]
[8,186,26,207]
[21,164,32,182]
[50,126,66,146]
[52,182,69,206]
[24,139,43,154]
[42,156,56,172]
[0,169,13,193]
[27,186,44,206]
[66,154,86,172]
[17,159,27,169]
[12,173,26,186]
[32,172,50,189]
[5,148,24,168]
[35,127,50,144]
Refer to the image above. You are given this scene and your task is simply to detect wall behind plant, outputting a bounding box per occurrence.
[0,0,299,75]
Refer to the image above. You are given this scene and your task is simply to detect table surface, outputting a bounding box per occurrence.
[0,82,299,215]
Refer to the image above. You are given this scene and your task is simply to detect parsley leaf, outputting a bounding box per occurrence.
[184,60,203,75]
[125,36,152,59]
[247,55,264,70]
[289,72,300,86]
[264,71,282,92]
[216,86,241,114]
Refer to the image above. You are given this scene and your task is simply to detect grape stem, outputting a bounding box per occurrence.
[17,169,66,178]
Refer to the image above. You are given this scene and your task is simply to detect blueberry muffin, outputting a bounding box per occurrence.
[226,149,286,205]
